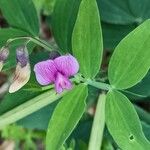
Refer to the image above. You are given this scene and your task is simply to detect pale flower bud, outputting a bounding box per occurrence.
[9,46,31,93]
[0,47,9,71]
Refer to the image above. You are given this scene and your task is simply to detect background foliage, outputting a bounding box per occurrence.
[0,0,150,150]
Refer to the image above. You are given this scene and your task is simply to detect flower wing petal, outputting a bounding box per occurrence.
[34,60,57,85]
[55,72,72,94]
[54,55,79,77]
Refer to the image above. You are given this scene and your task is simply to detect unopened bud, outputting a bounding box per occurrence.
[0,47,9,71]
[49,51,60,60]
[16,46,29,67]
[9,46,31,93]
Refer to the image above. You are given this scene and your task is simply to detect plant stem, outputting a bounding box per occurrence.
[0,90,66,129]
[88,93,106,150]
[86,79,111,91]
[41,85,54,91]
[40,75,112,92]
[31,37,53,51]
[6,36,53,51]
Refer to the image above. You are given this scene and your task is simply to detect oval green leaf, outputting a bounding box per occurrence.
[46,84,88,150]
[0,0,39,35]
[106,90,150,150]
[72,0,103,79]
[108,20,150,89]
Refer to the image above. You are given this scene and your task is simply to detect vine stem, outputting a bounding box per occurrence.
[86,79,111,91]
[6,36,53,51]
[0,90,66,129]
[88,93,106,150]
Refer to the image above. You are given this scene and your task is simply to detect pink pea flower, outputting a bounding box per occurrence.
[34,55,79,94]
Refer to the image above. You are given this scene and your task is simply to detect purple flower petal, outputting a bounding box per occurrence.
[55,72,72,93]
[54,55,79,77]
[34,60,57,85]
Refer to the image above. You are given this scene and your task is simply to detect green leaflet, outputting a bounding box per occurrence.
[72,0,103,79]
[0,0,39,35]
[108,20,150,89]
[106,90,150,150]
[98,0,150,24]
[52,0,81,53]
[46,84,88,150]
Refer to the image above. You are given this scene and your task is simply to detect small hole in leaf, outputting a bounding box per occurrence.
[129,134,134,141]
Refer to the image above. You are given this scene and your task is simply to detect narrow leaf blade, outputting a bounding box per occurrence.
[46,84,88,150]
[72,0,103,78]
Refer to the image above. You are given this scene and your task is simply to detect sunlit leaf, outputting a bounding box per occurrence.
[108,20,150,89]
[72,0,103,79]
[106,90,150,150]
[46,84,88,150]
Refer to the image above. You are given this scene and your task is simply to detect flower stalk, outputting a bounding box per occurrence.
[6,36,53,52]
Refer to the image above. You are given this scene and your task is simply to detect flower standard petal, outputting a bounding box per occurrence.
[34,60,57,85]
[54,55,79,77]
